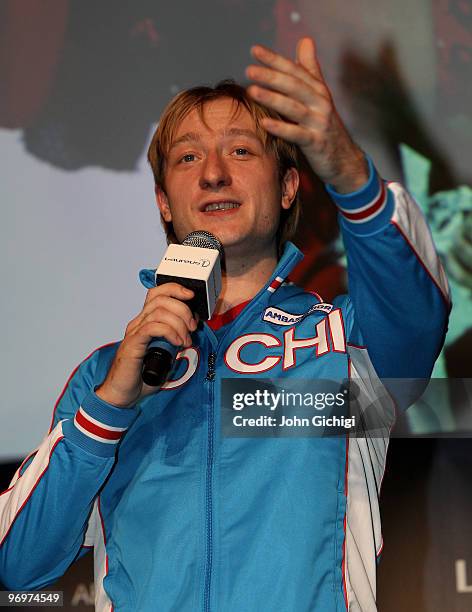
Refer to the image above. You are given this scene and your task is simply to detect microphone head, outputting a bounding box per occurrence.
[182,231,223,255]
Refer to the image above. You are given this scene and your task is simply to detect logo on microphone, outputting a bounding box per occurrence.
[164,257,210,267]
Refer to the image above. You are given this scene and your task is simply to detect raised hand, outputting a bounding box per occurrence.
[246,37,369,194]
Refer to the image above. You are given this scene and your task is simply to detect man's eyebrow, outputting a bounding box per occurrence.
[169,128,262,151]
[223,127,261,141]
[169,132,201,151]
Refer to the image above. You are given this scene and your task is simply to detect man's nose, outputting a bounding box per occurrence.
[199,152,231,189]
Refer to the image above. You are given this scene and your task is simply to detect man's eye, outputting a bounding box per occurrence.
[181,153,196,163]
[234,148,249,156]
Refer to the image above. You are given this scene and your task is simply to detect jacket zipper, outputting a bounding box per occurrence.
[204,351,216,612]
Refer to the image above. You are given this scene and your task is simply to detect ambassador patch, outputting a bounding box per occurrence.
[262,303,333,326]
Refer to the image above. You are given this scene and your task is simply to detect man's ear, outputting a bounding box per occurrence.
[281,167,300,210]
[155,185,172,222]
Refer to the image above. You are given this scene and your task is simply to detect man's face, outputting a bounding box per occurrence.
[156,97,298,257]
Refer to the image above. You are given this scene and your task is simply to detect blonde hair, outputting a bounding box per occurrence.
[147,80,300,253]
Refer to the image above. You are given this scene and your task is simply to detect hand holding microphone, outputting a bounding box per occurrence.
[142,231,223,386]
[95,231,222,408]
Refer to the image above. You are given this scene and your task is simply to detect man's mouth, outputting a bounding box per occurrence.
[202,201,241,212]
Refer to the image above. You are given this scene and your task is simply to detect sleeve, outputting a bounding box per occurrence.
[0,344,138,590]
[326,156,451,408]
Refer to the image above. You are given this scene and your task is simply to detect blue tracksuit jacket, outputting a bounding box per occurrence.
[0,162,450,611]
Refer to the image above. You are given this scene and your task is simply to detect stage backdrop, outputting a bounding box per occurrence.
[1,1,471,609]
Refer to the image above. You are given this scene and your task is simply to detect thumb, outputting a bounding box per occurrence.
[296,37,323,79]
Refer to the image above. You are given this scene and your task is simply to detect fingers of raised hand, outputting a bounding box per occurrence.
[247,85,331,147]
[250,43,326,90]
[256,117,315,148]
[295,37,323,79]
[246,65,328,106]
[246,42,332,138]
[248,85,310,123]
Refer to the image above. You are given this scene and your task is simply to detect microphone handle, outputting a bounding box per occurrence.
[142,339,180,387]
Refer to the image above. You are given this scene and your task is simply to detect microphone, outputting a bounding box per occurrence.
[141,231,223,386]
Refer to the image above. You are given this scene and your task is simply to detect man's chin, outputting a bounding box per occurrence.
[217,231,252,251]
[174,223,239,244]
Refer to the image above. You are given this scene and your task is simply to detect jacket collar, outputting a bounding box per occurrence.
[261,241,304,294]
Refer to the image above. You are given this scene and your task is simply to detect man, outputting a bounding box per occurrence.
[0,38,449,611]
